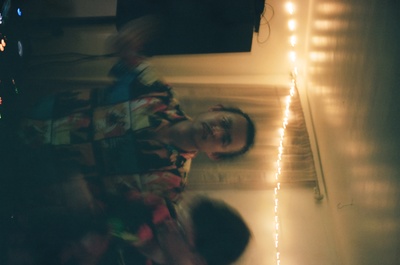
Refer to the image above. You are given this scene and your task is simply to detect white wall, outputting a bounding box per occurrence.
[299,1,400,264]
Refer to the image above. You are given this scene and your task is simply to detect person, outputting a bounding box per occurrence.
[60,192,252,265]
[106,194,252,265]
[17,50,256,203]
[3,16,255,265]
[3,170,251,265]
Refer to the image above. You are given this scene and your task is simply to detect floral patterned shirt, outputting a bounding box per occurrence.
[19,62,196,202]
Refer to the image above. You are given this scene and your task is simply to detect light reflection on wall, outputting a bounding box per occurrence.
[306,0,400,263]
[316,2,351,15]
[311,36,335,47]
[313,19,349,31]
[309,51,334,62]
[343,142,374,158]
[307,67,326,76]
[324,99,344,120]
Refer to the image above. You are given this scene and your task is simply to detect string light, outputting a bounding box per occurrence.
[285,2,295,14]
[273,2,299,265]
[288,19,297,31]
[290,35,297,46]
[0,37,6,52]
[289,51,296,62]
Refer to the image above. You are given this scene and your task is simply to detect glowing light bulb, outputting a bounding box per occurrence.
[288,19,296,31]
[290,35,297,46]
[293,67,299,76]
[289,51,296,62]
[0,38,5,52]
[285,2,295,14]
[283,117,288,125]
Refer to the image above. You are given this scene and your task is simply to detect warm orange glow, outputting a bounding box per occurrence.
[0,38,5,52]
[288,19,297,31]
[316,3,350,14]
[311,36,332,46]
[274,2,300,263]
[285,2,295,14]
[289,51,296,62]
[314,19,348,30]
[309,51,332,62]
[290,35,297,46]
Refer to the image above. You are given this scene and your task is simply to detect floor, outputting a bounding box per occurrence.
[304,0,400,264]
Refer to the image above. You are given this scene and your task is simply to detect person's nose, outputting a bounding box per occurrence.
[212,125,224,138]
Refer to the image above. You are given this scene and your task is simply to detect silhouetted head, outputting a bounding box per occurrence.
[183,196,251,265]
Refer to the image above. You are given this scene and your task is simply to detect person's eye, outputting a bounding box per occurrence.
[221,134,231,147]
[221,117,231,129]
[221,136,227,146]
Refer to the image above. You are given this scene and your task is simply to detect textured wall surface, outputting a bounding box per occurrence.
[302,1,400,264]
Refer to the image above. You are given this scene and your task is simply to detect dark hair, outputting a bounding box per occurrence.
[190,196,251,265]
[214,106,256,159]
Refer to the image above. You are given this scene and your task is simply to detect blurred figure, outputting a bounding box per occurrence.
[0,133,99,265]
[5,178,251,265]
[3,15,255,265]
[62,193,252,265]
[17,16,256,203]
[166,195,252,265]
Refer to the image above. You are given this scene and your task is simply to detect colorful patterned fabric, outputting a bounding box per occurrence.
[19,62,196,202]
[101,190,177,265]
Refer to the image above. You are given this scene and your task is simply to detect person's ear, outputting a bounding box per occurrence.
[208,104,224,112]
[207,152,222,161]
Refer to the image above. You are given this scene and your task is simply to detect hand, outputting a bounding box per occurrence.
[109,15,160,65]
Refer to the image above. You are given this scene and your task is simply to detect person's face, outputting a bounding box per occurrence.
[191,108,248,158]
